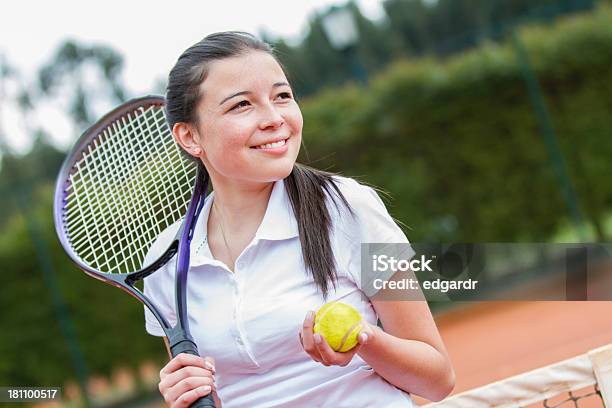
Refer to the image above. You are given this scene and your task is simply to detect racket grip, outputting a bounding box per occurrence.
[191,393,216,408]
[170,337,217,408]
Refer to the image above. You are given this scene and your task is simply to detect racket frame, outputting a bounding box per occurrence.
[53,96,214,397]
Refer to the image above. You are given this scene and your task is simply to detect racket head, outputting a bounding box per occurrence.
[53,95,198,283]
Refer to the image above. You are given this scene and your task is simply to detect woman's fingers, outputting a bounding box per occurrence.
[203,356,216,374]
[357,321,379,348]
[300,311,323,362]
[160,353,207,379]
[312,333,332,366]
[158,353,217,407]
[160,358,215,391]
[161,365,215,401]
[301,311,325,363]
[171,384,213,408]
[314,332,364,367]
[165,373,215,405]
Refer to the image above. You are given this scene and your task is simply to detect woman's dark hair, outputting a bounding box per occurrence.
[165,31,353,299]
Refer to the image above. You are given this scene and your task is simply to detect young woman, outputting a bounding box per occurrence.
[143,31,455,408]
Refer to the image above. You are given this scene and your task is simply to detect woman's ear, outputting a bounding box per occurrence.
[172,122,203,157]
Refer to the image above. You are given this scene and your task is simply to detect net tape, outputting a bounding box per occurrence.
[62,104,196,274]
[423,344,612,407]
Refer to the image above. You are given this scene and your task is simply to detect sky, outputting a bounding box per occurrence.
[0,0,386,153]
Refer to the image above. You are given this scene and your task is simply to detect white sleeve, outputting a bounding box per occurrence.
[142,222,181,337]
[333,177,416,294]
[143,282,170,337]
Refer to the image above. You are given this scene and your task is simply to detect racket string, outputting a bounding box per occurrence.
[63,104,197,273]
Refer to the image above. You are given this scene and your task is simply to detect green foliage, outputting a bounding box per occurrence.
[38,40,126,127]
[0,184,167,386]
[274,0,598,97]
[299,4,612,241]
[0,137,65,229]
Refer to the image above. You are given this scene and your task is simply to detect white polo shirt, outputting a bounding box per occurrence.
[143,176,416,407]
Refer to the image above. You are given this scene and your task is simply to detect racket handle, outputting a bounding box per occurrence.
[191,392,216,408]
[170,337,217,408]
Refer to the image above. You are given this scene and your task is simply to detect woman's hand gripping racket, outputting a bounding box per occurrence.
[54,96,216,407]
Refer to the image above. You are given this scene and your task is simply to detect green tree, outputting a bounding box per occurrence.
[38,41,126,128]
[274,0,598,97]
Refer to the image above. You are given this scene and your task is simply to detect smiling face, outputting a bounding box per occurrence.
[183,50,302,186]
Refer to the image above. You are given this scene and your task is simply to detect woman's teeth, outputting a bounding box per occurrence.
[256,139,286,149]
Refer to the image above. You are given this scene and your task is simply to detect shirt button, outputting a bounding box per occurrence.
[237,261,244,269]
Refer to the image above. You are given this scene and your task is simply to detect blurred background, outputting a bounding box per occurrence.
[1,0,611,406]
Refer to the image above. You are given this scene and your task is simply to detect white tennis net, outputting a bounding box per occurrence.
[422,343,612,408]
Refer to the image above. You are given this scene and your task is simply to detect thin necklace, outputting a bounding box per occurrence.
[212,200,235,268]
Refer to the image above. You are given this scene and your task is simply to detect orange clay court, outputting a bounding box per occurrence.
[412,300,612,406]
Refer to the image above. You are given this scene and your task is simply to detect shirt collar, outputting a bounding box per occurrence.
[190,178,299,266]
[255,178,300,241]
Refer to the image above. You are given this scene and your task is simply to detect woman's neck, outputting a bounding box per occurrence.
[206,177,274,271]
[211,179,274,233]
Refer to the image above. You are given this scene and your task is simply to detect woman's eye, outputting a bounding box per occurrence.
[276,92,293,100]
[230,100,250,111]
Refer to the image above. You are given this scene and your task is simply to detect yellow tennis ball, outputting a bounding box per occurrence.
[313,301,363,352]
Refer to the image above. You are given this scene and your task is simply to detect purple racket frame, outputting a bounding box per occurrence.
[53,95,215,407]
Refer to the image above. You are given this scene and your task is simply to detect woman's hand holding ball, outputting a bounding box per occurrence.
[299,302,377,367]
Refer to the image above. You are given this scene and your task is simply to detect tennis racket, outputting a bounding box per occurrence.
[53,95,216,407]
